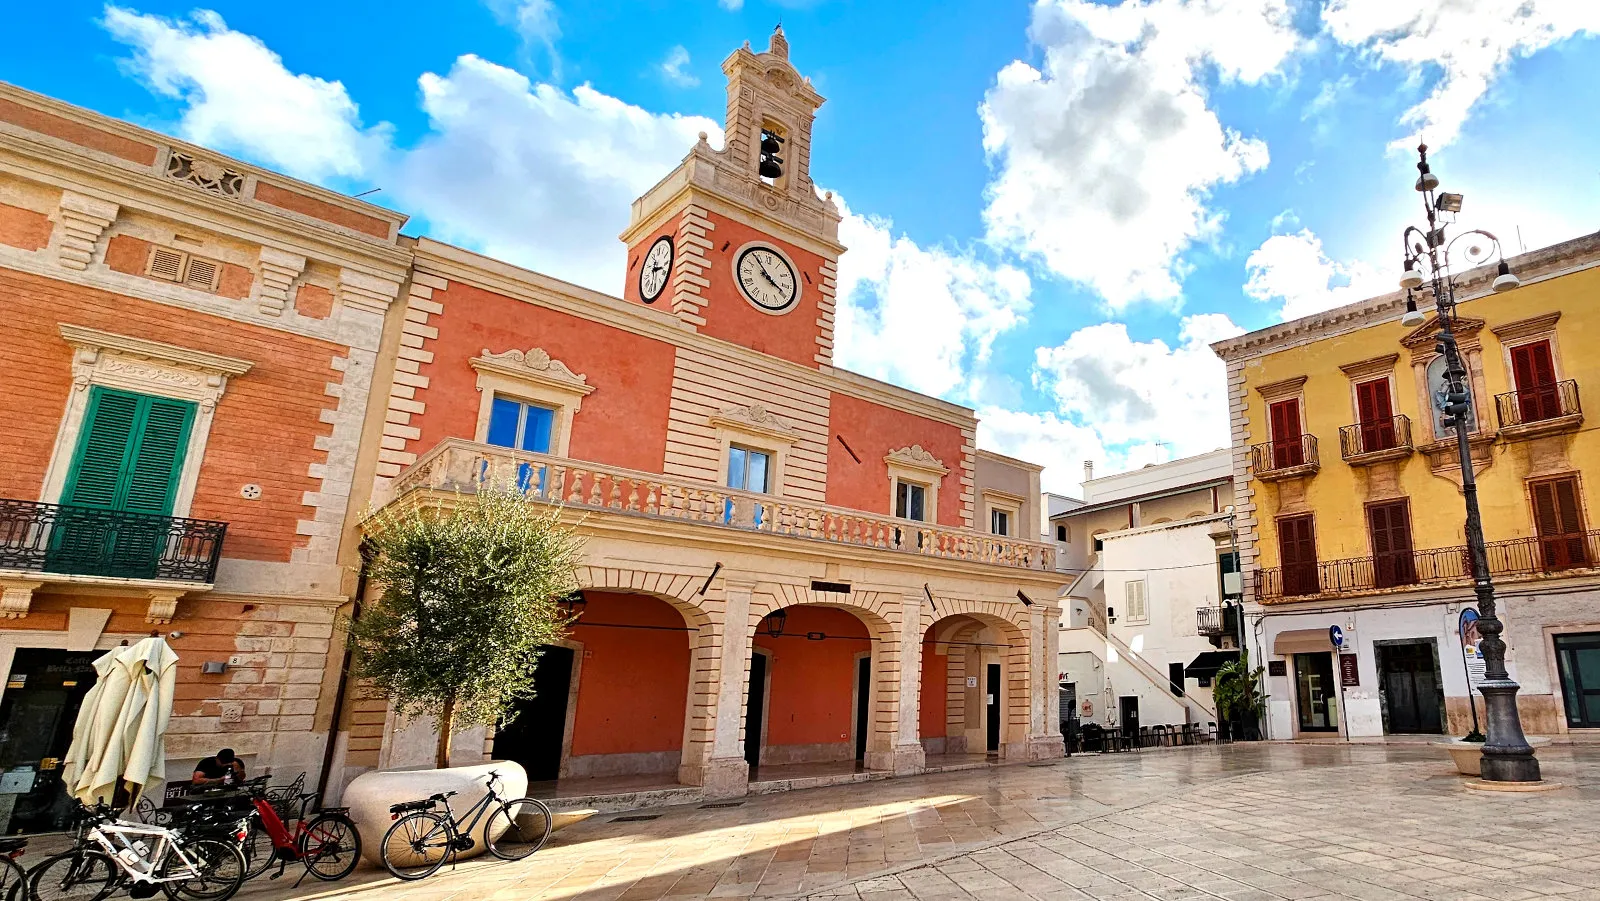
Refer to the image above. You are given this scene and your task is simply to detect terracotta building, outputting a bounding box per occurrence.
[0,83,408,829]
[0,26,1066,818]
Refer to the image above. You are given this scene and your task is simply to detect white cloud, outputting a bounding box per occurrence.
[489,0,562,74]
[980,0,1299,308]
[1243,229,1389,321]
[832,198,1032,401]
[976,408,1107,498]
[719,0,744,9]
[1324,0,1600,150]
[1032,313,1243,467]
[660,45,699,87]
[105,8,719,294]
[101,6,381,181]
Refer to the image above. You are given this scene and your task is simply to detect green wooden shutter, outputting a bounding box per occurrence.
[61,388,195,515]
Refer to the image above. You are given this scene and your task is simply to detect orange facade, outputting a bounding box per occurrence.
[826,392,968,527]
[566,592,692,757]
[919,639,948,740]
[751,606,871,749]
[689,212,831,369]
[0,268,343,561]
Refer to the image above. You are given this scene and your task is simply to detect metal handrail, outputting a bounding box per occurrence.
[1338,415,1412,458]
[1250,434,1318,475]
[0,498,227,583]
[1495,379,1580,428]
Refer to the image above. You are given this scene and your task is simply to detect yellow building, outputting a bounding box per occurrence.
[1212,232,1600,740]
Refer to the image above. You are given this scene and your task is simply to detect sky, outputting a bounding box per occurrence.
[6,0,1598,497]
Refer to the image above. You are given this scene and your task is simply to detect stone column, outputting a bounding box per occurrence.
[886,591,927,775]
[1026,605,1066,760]
[698,580,754,798]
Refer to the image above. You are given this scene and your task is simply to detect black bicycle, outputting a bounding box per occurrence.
[0,837,27,901]
[378,770,552,880]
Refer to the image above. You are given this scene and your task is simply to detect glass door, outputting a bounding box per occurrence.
[1555,633,1600,729]
[1293,652,1338,732]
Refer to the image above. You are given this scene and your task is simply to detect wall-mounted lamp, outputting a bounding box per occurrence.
[201,661,228,674]
[557,593,588,618]
[762,609,788,638]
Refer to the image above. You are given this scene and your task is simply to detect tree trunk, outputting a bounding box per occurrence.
[435,693,455,769]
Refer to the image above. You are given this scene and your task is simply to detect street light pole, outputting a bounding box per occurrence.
[1398,144,1540,783]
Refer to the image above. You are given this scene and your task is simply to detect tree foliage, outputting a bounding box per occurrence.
[349,491,581,767]
[1213,649,1267,739]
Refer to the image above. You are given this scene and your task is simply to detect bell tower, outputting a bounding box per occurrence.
[620,26,844,369]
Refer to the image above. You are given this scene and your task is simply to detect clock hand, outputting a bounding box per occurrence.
[755,259,786,291]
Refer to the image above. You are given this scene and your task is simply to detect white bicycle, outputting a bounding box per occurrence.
[28,802,248,901]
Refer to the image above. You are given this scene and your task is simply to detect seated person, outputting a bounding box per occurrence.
[191,748,246,789]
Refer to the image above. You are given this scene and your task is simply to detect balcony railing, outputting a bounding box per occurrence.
[1495,380,1580,430]
[1338,415,1412,460]
[393,439,1057,571]
[1250,435,1319,479]
[0,498,227,583]
[1258,530,1600,599]
[1196,606,1225,636]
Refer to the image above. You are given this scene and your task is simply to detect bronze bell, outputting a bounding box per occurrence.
[759,129,784,178]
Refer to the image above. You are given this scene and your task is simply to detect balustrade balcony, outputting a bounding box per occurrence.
[0,498,226,583]
[1495,379,1581,438]
[1249,435,1319,481]
[392,439,1057,571]
[1338,415,1413,464]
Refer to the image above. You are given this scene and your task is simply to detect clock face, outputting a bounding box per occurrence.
[735,246,799,313]
[639,236,673,303]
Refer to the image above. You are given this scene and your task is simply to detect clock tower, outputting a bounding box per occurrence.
[621,26,844,369]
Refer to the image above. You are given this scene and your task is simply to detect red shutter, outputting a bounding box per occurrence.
[1368,501,1415,587]
[1270,399,1303,468]
[1356,379,1395,451]
[1532,477,1589,570]
[1511,341,1560,422]
[1278,515,1318,596]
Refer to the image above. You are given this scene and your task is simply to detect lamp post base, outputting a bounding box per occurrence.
[1478,680,1542,783]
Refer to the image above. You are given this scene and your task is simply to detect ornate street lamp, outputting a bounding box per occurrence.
[1396,143,1538,783]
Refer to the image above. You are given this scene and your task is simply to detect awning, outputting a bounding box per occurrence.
[1274,628,1335,656]
[1184,650,1239,679]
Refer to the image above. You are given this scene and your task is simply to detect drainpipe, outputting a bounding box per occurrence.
[316,539,373,806]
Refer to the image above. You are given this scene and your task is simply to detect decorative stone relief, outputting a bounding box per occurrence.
[709,403,797,441]
[146,590,184,625]
[336,268,402,315]
[886,445,949,475]
[165,152,246,198]
[55,191,119,271]
[255,247,307,317]
[0,580,41,620]
[476,347,588,388]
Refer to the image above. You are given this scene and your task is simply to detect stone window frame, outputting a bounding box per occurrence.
[1253,375,1309,445]
[1491,312,1566,390]
[1122,578,1149,625]
[1338,353,1402,425]
[708,405,799,498]
[981,489,1025,538]
[885,446,948,525]
[470,348,594,459]
[41,325,253,519]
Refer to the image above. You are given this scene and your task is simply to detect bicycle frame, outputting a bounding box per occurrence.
[88,820,210,885]
[398,771,510,850]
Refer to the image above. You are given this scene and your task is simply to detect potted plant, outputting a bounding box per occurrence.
[340,491,582,862]
[1212,650,1266,741]
[1440,729,1486,775]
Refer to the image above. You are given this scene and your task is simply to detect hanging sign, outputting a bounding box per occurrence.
[1459,607,1486,687]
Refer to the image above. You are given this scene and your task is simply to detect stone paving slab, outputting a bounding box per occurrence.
[200,743,1599,901]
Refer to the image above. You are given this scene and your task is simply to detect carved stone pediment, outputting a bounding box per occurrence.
[885,445,949,476]
[472,347,592,394]
[709,403,797,441]
[1401,314,1486,349]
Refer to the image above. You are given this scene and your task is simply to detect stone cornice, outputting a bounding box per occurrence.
[1253,375,1307,401]
[709,403,799,442]
[885,445,950,477]
[1211,231,1600,363]
[470,347,595,396]
[1337,353,1400,381]
[975,448,1045,472]
[59,324,254,376]
[1490,311,1561,342]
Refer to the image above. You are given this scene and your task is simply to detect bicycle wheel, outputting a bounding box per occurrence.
[240,821,276,880]
[159,838,246,901]
[0,855,26,901]
[299,812,361,881]
[380,812,451,881]
[485,797,553,861]
[27,849,118,901]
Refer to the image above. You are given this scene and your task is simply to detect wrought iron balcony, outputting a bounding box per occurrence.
[1249,435,1319,481]
[1338,415,1413,463]
[393,439,1057,571]
[1495,380,1581,436]
[0,498,227,583]
[1257,530,1600,600]
[1196,605,1225,636]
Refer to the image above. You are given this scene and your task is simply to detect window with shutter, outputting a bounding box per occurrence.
[61,387,195,515]
[1511,341,1560,423]
[1367,500,1416,588]
[182,256,221,291]
[1269,399,1304,467]
[1278,514,1319,596]
[1531,476,1588,571]
[1125,580,1147,621]
[145,246,187,282]
[1355,378,1396,452]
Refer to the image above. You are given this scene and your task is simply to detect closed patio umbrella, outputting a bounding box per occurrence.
[61,637,180,805]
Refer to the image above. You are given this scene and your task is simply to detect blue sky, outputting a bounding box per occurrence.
[6,0,1598,495]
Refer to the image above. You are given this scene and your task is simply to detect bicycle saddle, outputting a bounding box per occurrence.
[430,791,457,801]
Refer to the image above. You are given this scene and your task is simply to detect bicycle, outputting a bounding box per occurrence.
[379,770,552,880]
[28,802,247,901]
[235,778,360,882]
[0,837,28,901]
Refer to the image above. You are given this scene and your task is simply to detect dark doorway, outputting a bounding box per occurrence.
[854,657,870,763]
[1119,696,1139,742]
[1167,662,1186,697]
[1377,641,1443,734]
[493,645,573,783]
[0,649,99,833]
[1293,652,1337,732]
[744,652,767,770]
[1555,633,1600,728]
[985,664,1001,753]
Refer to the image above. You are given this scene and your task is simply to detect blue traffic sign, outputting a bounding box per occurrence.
[1329,625,1344,650]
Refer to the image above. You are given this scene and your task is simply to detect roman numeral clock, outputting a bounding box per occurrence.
[735,244,799,313]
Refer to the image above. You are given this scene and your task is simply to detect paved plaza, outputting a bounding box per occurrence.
[229,742,1600,901]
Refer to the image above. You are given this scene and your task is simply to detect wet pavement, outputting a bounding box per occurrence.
[218,742,1600,900]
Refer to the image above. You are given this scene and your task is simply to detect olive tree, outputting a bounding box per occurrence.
[349,491,581,768]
